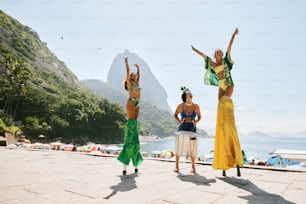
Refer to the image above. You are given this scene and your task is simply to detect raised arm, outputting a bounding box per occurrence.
[134,64,140,82]
[125,57,131,87]
[125,57,130,78]
[191,45,216,67]
[227,28,239,55]
[191,45,206,58]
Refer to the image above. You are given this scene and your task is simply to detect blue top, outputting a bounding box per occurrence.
[181,104,196,120]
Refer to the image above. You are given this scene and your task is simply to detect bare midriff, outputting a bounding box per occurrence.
[129,89,141,100]
[217,71,224,80]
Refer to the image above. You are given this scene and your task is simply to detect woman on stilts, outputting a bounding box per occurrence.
[191,28,243,177]
[117,57,143,176]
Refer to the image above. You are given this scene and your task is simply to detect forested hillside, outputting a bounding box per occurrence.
[0,10,127,144]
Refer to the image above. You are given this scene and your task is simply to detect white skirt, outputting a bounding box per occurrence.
[175,131,198,157]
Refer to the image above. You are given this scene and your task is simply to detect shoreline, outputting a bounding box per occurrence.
[4,135,306,172]
[2,147,305,173]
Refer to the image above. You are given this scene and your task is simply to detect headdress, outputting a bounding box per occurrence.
[180,86,191,94]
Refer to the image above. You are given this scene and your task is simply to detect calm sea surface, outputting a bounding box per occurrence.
[140,136,306,160]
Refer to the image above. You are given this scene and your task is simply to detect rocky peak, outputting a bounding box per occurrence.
[107,50,172,113]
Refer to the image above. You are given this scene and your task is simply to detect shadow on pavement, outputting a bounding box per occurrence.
[218,177,295,204]
[103,174,138,199]
[177,173,216,186]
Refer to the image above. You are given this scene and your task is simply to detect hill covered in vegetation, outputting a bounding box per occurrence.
[0,10,127,144]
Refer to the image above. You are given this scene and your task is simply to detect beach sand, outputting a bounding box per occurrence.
[0,147,305,204]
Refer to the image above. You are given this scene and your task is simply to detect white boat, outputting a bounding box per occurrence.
[270,149,306,162]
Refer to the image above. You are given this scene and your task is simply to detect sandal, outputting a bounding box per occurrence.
[174,167,179,173]
[222,170,226,177]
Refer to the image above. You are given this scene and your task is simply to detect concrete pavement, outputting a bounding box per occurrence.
[0,148,305,204]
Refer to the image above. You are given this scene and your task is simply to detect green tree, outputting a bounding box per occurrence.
[0,54,29,118]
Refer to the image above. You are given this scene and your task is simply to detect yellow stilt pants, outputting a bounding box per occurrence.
[213,96,243,170]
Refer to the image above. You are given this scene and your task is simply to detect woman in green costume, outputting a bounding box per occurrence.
[117,57,143,176]
[191,28,243,177]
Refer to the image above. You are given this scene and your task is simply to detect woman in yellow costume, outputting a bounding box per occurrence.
[191,28,243,177]
[117,57,143,176]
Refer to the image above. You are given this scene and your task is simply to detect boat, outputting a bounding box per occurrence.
[266,154,300,167]
[266,149,306,168]
[270,149,306,162]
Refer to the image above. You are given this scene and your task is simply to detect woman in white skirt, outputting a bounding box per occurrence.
[173,87,201,173]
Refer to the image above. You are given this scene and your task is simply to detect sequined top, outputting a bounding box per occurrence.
[128,81,141,93]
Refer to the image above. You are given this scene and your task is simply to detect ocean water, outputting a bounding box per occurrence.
[140,136,306,160]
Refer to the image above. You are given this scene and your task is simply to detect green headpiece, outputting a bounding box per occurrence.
[181,86,191,93]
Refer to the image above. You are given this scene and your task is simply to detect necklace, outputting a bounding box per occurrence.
[185,102,193,106]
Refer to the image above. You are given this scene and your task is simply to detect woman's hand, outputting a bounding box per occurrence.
[124,57,128,63]
[191,45,206,58]
[179,118,185,125]
[227,28,239,54]
[234,28,239,35]
[192,120,197,127]
[134,64,140,81]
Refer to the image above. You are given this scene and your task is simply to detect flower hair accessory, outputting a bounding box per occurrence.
[181,86,191,93]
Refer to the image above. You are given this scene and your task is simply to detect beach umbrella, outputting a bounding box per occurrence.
[38,134,45,138]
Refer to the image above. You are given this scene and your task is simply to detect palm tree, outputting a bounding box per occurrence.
[0,54,29,119]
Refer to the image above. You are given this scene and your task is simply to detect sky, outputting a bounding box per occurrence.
[1,0,306,135]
